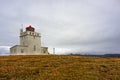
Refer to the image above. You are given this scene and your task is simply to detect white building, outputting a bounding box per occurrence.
[10,25,49,55]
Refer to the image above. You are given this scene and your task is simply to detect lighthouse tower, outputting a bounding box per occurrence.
[20,25,41,54]
[10,25,49,55]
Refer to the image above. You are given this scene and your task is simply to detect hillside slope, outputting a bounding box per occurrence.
[0,55,120,80]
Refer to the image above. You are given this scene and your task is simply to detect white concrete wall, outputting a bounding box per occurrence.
[10,45,27,55]
[10,28,49,55]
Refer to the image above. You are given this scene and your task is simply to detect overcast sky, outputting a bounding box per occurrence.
[0,0,120,55]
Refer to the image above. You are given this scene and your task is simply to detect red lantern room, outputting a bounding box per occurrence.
[26,25,35,32]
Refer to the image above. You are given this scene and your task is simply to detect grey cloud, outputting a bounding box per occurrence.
[0,0,120,54]
[0,46,10,55]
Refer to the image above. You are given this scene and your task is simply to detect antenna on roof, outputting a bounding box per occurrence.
[21,24,23,29]
[20,24,23,33]
[53,48,55,54]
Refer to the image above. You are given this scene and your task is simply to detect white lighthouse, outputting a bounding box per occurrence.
[10,25,49,55]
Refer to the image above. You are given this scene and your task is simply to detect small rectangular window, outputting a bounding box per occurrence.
[14,49,16,53]
[34,45,36,51]
[21,49,24,53]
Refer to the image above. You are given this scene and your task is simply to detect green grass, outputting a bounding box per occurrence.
[0,55,120,80]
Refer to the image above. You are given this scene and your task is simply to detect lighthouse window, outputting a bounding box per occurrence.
[34,45,36,51]
[14,49,16,53]
[43,50,46,53]
[21,49,24,53]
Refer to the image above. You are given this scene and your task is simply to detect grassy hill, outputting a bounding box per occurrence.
[0,55,120,80]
